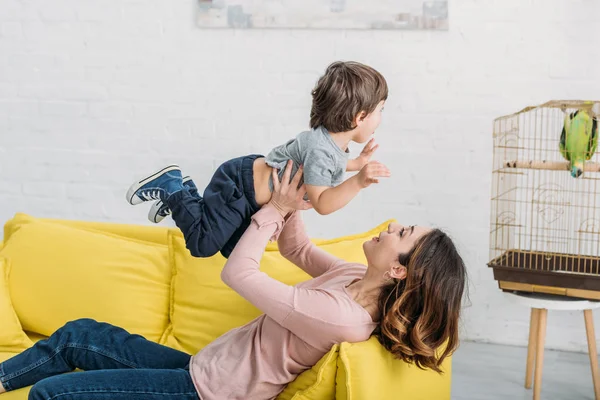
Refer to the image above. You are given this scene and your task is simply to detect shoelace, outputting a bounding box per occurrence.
[155,201,171,216]
[159,206,172,216]
[140,190,161,201]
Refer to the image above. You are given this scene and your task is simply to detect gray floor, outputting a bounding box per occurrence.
[452,341,597,400]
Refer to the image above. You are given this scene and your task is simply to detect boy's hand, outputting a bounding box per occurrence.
[354,138,379,170]
[357,161,391,188]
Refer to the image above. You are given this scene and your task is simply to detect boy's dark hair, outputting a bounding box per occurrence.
[310,61,388,133]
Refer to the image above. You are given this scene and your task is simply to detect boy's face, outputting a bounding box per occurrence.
[354,100,385,143]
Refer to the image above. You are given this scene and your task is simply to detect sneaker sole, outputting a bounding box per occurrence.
[126,165,181,205]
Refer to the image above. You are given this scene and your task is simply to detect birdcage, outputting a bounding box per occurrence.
[488,100,600,300]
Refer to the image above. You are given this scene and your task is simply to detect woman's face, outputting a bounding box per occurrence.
[363,222,430,276]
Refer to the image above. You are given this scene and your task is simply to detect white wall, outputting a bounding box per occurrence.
[1,0,599,352]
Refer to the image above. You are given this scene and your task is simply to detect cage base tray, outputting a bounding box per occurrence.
[488,250,600,298]
[498,281,600,301]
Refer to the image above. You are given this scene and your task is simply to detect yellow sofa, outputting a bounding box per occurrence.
[0,213,452,400]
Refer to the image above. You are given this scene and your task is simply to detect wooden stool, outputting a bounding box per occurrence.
[504,292,600,400]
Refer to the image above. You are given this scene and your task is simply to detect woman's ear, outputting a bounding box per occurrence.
[389,264,407,281]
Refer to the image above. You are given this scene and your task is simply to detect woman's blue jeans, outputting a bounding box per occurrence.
[0,318,200,400]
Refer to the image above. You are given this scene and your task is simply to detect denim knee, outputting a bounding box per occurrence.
[62,318,99,331]
[58,318,100,340]
[28,378,53,400]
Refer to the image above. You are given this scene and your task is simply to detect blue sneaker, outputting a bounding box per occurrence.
[148,176,199,223]
[126,165,184,205]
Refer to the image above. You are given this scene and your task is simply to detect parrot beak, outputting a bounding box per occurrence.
[572,166,583,178]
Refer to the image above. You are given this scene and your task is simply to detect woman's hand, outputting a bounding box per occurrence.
[270,160,313,217]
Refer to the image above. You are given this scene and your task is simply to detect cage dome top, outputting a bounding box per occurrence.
[496,100,600,121]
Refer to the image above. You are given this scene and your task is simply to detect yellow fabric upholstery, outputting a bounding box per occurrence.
[276,345,339,400]
[336,337,452,400]
[0,221,171,342]
[23,331,48,344]
[0,386,29,400]
[0,258,33,352]
[0,214,452,400]
[3,213,168,246]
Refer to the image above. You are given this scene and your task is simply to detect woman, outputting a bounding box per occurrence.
[0,162,467,400]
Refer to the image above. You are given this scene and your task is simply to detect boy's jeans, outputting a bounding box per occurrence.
[0,318,200,400]
[167,154,262,259]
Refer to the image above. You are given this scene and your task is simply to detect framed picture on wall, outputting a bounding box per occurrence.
[197,0,448,30]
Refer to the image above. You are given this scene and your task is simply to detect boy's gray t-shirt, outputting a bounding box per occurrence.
[265,125,349,190]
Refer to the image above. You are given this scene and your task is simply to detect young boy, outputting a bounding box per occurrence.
[125,61,390,258]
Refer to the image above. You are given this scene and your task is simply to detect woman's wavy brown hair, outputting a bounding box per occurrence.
[374,229,467,374]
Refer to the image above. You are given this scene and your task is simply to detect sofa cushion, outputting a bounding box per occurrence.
[0,385,29,400]
[0,221,171,342]
[276,344,339,400]
[336,337,452,400]
[24,331,48,344]
[4,213,169,247]
[0,258,33,352]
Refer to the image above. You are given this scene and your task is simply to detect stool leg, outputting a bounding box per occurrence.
[584,309,600,400]
[533,308,547,400]
[526,308,540,389]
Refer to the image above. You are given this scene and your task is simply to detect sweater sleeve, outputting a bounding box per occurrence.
[277,211,344,278]
[220,204,296,326]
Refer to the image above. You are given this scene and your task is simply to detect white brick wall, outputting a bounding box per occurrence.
[1,0,600,352]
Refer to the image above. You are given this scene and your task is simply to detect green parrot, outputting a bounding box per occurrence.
[559,109,598,178]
